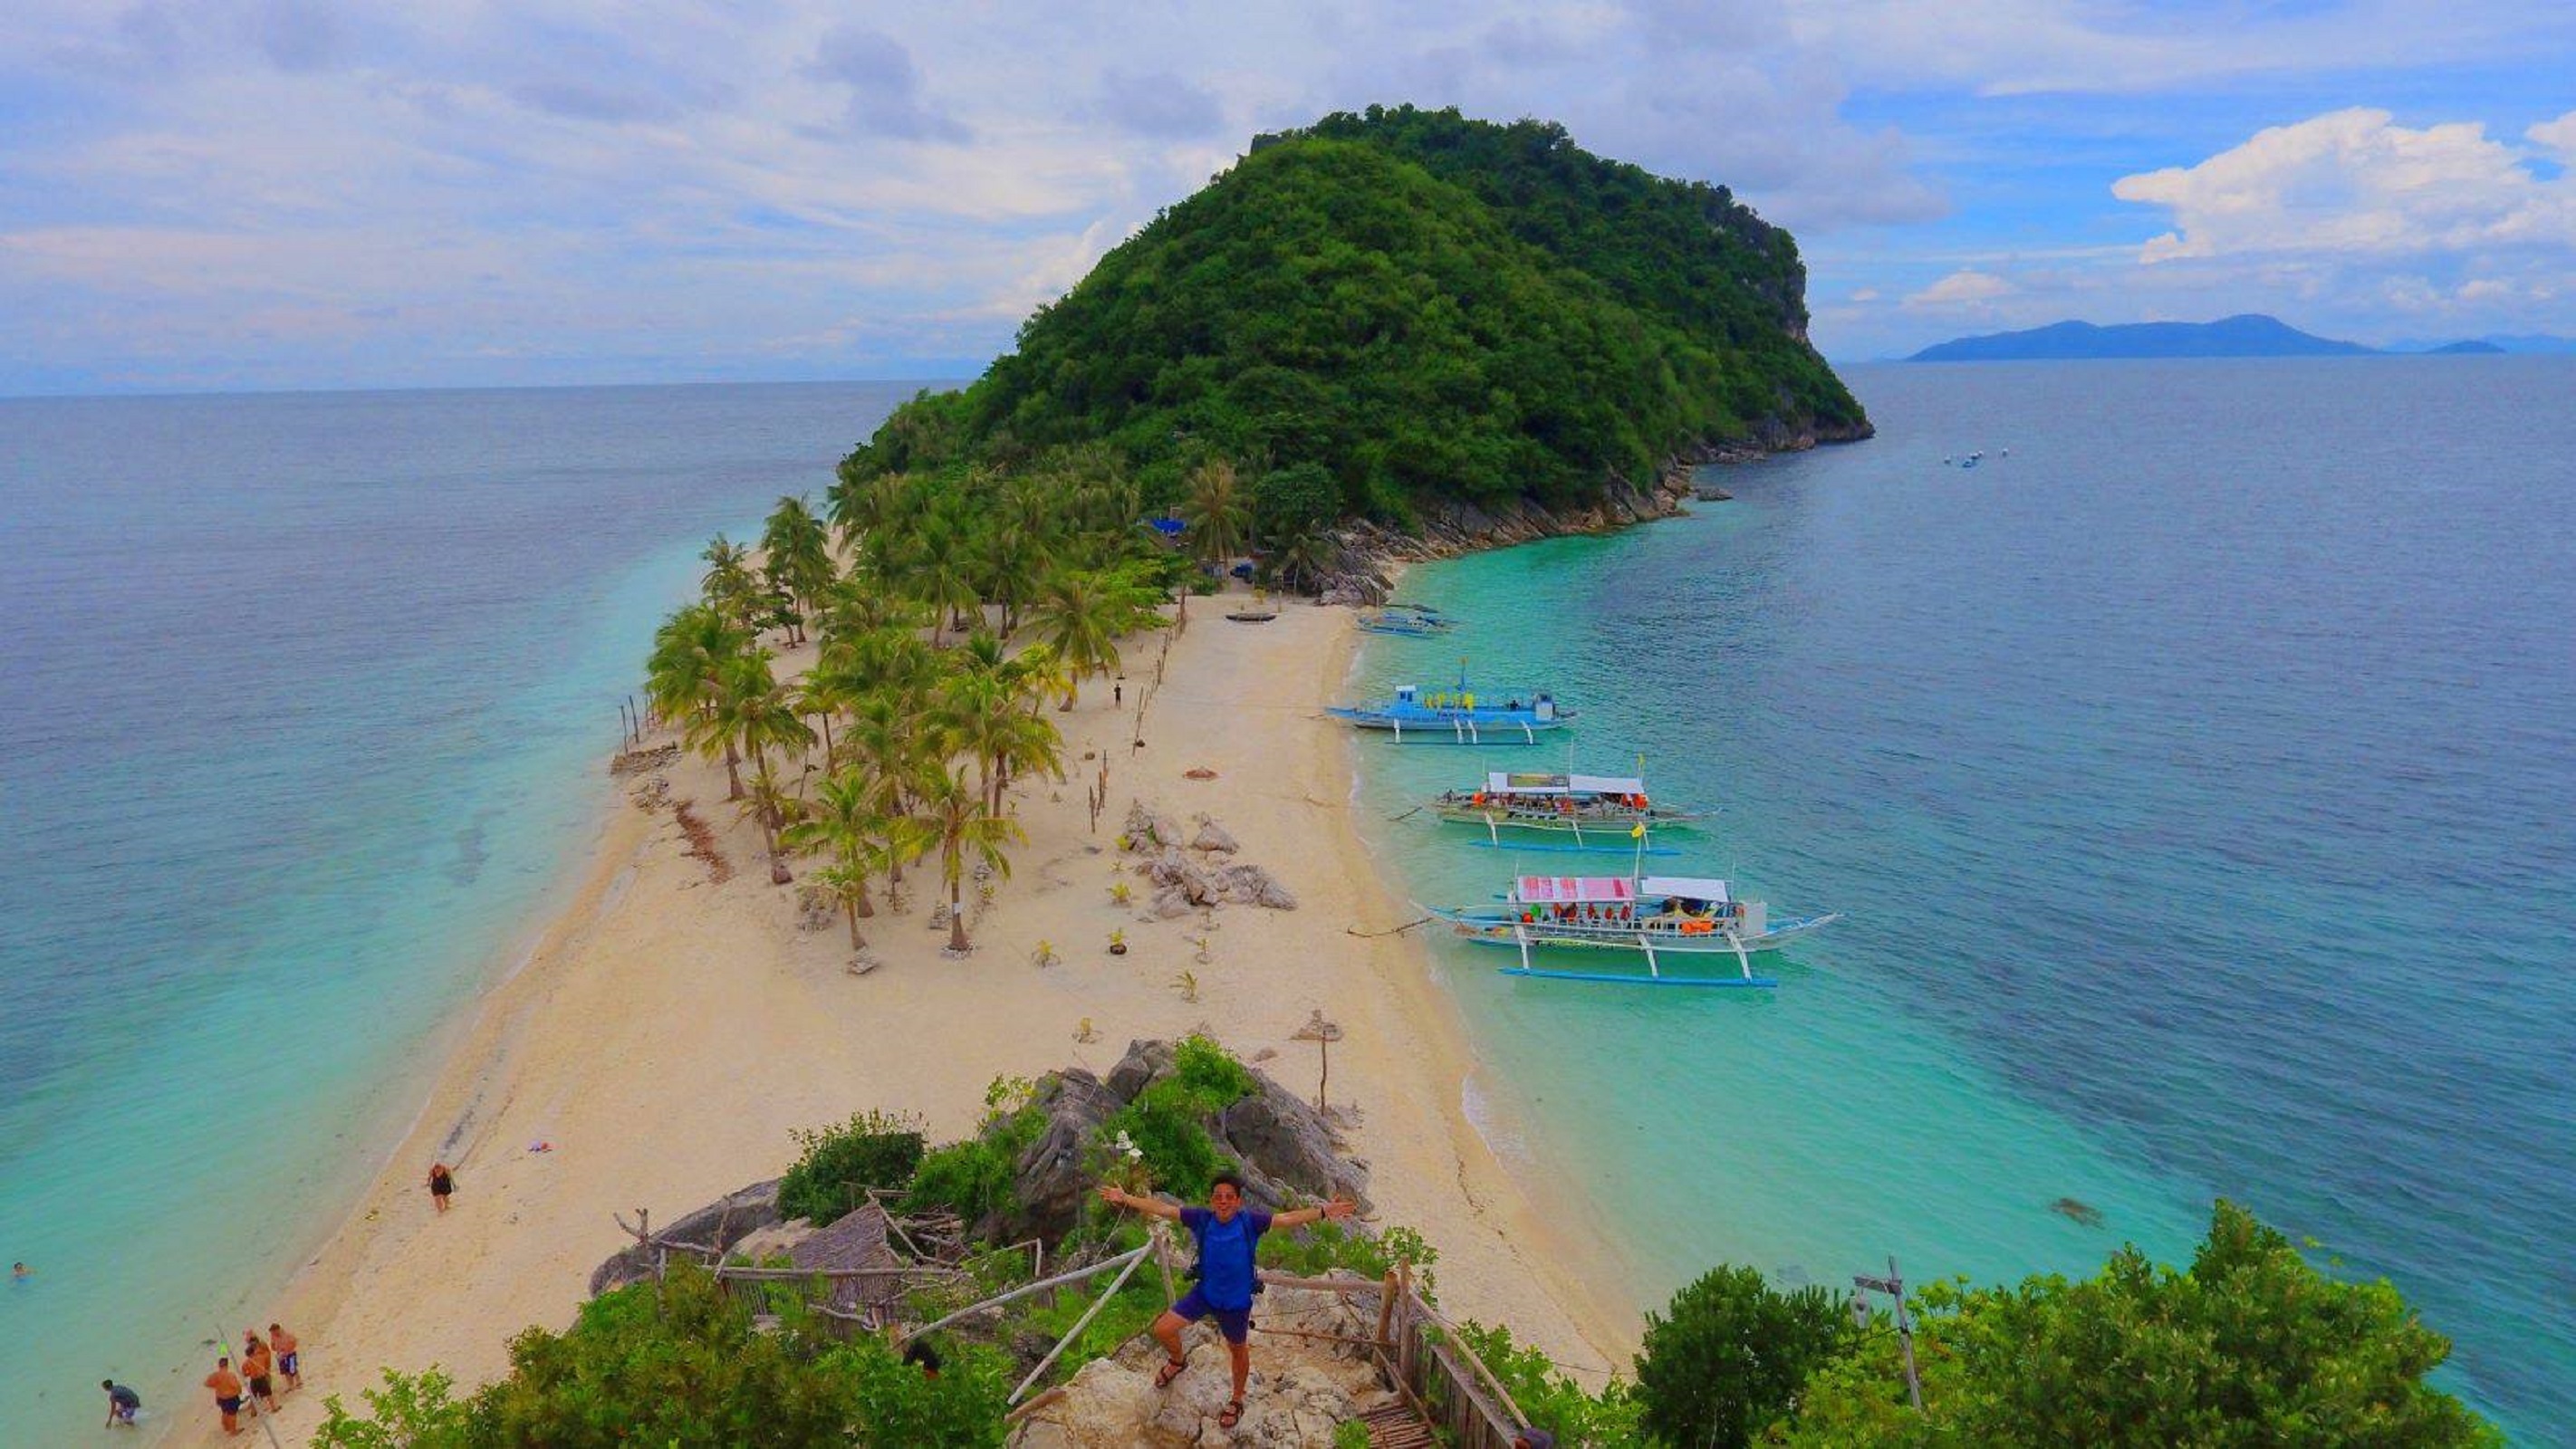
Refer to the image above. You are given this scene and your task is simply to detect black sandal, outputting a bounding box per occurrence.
[1218,1399,1244,1428]
[1154,1357,1187,1388]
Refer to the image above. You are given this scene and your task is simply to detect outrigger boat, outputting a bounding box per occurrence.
[1325,680,1570,744]
[1433,770,1704,849]
[1355,602,1456,637]
[1427,873,1839,987]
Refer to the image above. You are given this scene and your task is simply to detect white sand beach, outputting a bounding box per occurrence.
[187,596,1635,1445]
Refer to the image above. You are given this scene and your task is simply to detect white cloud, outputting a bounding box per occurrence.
[2112,108,2576,262]
[1904,269,2016,308]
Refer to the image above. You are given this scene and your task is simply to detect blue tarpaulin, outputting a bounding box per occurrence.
[1147,516,1186,537]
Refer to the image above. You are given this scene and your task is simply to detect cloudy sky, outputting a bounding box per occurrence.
[3,1,2571,392]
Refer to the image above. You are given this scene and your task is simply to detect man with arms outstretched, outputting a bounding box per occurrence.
[1098,1174,1356,1431]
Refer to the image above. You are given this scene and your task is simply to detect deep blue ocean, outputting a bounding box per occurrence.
[0,382,918,1441]
[1350,358,2574,1440]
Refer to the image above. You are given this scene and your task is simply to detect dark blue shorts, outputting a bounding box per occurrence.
[1170,1284,1252,1343]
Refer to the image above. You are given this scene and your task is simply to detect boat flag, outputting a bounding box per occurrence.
[1630,822,1646,839]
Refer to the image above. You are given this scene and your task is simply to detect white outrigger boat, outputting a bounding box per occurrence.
[1427,873,1840,987]
[1431,770,1704,851]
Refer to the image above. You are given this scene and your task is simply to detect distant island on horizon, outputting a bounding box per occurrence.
[1908,313,2559,362]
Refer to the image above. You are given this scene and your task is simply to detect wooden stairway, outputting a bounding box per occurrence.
[1354,1403,1438,1447]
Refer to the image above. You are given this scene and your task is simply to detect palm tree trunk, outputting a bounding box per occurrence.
[817,715,835,771]
[947,877,969,953]
[722,740,744,800]
[844,899,865,951]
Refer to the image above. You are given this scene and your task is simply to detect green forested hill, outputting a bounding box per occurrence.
[846,105,1867,522]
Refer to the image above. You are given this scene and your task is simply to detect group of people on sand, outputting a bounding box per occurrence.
[190,1324,300,1435]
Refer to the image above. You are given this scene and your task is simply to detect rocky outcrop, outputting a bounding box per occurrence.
[587,1176,785,1295]
[1123,803,1295,914]
[1008,1068,1129,1243]
[1310,416,1873,603]
[1012,1286,1396,1447]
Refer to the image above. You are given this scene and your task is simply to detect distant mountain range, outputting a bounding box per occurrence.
[1908,314,2571,361]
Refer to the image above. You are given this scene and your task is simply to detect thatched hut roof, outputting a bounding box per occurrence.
[789,1203,905,1313]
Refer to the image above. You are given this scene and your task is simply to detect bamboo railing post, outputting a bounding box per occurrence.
[1374,1268,1399,1348]
[1009,1243,1149,1404]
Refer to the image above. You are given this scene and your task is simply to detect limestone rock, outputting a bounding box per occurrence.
[1008,1068,1125,1242]
[1220,1075,1370,1212]
[1105,1039,1178,1104]
[1190,819,1240,854]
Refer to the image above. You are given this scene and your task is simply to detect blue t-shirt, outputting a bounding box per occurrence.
[1179,1206,1273,1311]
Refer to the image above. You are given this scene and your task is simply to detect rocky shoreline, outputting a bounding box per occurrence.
[1317,415,1872,602]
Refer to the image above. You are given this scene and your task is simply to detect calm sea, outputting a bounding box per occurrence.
[0,382,918,1442]
[1350,358,2575,1440]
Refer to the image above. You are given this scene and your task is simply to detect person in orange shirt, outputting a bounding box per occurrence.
[268,1320,301,1390]
[239,1331,279,1413]
[203,1356,245,1436]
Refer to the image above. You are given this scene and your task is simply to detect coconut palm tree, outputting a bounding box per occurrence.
[908,763,1024,954]
[736,756,799,886]
[760,494,836,641]
[700,535,764,630]
[841,693,930,894]
[1179,458,1250,568]
[1024,567,1160,707]
[783,768,890,946]
[1267,529,1337,596]
[699,651,812,801]
[645,603,745,738]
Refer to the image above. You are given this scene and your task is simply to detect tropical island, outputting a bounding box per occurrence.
[1908,313,2514,361]
[232,108,2498,1449]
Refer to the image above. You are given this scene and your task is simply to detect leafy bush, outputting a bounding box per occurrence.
[1258,1220,1440,1301]
[1094,1035,1258,1200]
[1784,1200,2501,1446]
[902,1077,1050,1226]
[1633,1265,1850,1449]
[314,1262,1012,1447]
[1454,1320,1646,1448]
[1251,461,1342,544]
[777,1109,927,1223]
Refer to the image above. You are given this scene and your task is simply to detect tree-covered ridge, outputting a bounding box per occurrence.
[844,105,1867,523]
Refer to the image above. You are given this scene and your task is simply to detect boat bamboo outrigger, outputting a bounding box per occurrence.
[1325,678,1571,744]
[1427,873,1839,987]
[1433,770,1704,849]
[1354,602,1456,638]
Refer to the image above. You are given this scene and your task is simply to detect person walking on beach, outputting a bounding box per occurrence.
[428,1162,456,1214]
[1097,1174,1355,1431]
[101,1378,141,1427]
[268,1321,301,1390]
[203,1355,245,1436]
[240,1330,280,1413]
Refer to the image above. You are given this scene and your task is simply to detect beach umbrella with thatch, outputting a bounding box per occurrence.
[1293,1010,1342,1112]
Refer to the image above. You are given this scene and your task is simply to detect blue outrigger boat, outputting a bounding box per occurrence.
[1427,872,1839,986]
[1326,679,1571,744]
[1354,602,1456,638]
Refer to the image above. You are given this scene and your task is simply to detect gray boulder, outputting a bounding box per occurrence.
[1009,1068,1126,1242]
[587,1176,784,1295]
[1190,819,1240,854]
[1221,1072,1370,1212]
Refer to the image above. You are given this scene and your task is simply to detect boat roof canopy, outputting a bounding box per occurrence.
[1639,875,1732,903]
[1486,772,1644,795]
[1514,875,1637,903]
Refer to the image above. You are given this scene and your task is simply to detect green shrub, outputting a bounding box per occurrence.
[1170,1033,1257,1105]
[904,1138,1021,1224]
[1785,1201,2501,1446]
[777,1109,927,1223]
[1633,1265,1850,1449]
[1454,1320,1646,1447]
[1332,1421,1374,1449]
[1091,1036,1257,1202]
[315,1263,1012,1447]
[1257,1220,1440,1301]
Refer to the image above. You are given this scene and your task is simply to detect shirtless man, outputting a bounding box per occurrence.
[268,1321,301,1390]
[203,1356,244,1436]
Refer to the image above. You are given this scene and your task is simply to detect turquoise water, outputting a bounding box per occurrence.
[0,383,918,1441]
[1350,359,2575,1440]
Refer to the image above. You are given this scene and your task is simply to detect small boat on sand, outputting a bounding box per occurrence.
[1356,602,1455,637]
[1427,873,1839,986]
